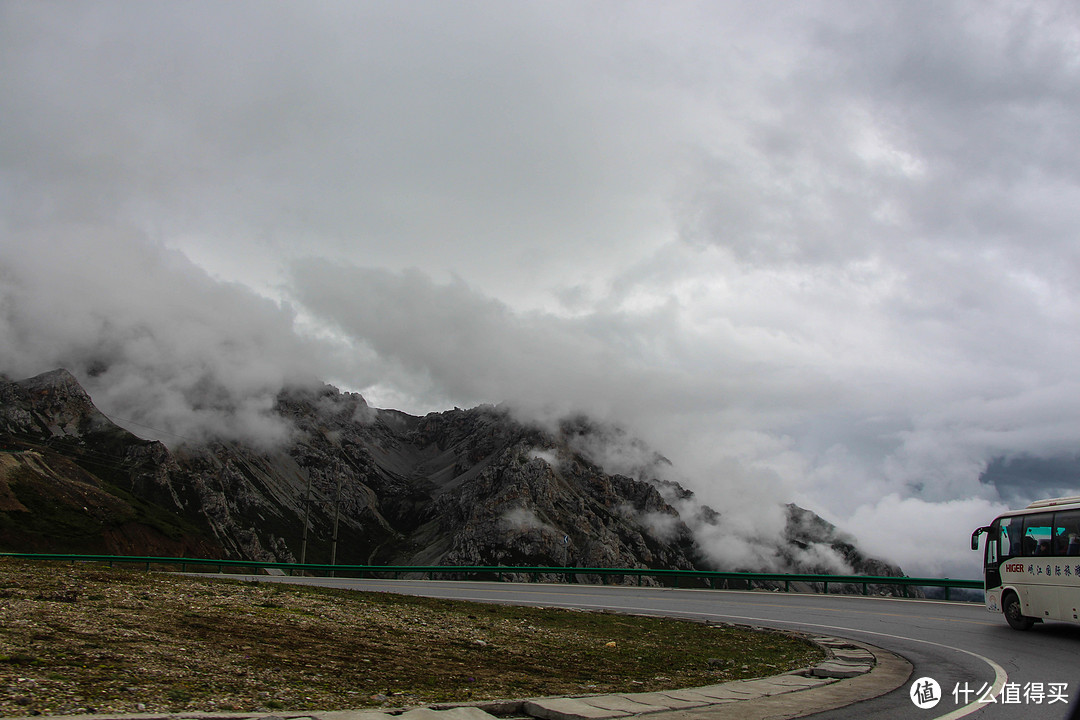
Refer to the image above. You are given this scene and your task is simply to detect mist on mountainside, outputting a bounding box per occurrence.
[0,366,906,588]
[0,232,871,574]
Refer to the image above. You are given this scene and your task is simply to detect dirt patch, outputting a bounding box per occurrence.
[0,559,823,716]
[0,456,30,513]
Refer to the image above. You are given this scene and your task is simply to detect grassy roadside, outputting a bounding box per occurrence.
[0,559,824,716]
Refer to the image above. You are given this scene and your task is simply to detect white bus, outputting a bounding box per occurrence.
[971,496,1080,630]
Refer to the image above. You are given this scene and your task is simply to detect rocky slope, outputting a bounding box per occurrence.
[0,369,905,586]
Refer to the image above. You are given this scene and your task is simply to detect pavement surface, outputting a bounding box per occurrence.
[4,635,911,720]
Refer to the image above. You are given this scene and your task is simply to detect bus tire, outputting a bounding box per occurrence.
[1003,591,1035,630]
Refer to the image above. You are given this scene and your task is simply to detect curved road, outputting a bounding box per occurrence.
[226,576,1079,719]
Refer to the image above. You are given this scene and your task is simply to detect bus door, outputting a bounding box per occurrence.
[992,517,1024,614]
[972,521,1004,611]
[984,521,1002,592]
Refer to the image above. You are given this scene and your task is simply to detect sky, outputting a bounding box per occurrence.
[3,0,1080,578]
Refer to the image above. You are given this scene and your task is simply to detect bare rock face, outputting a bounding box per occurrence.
[0,372,703,570]
[0,368,111,438]
[418,431,698,572]
[0,370,220,556]
[0,369,908,590]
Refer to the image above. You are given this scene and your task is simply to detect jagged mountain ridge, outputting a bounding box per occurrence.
[0,369,905,585]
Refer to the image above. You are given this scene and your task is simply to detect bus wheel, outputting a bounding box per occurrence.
[1003,592,1034,631]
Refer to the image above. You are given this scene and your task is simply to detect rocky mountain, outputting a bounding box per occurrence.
[0,369,907,588]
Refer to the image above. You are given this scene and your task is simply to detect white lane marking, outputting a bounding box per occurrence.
[666,611,1007,720]
[233,576,1008,718]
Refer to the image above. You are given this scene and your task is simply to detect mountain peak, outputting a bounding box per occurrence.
[1,368,125,440]
[17,367,86,395]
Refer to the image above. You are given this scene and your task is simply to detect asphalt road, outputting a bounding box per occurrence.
[220,575,1079,720]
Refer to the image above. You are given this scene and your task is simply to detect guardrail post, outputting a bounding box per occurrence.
[823,581,829,594]
[784,579,790,592]
[862,582,868,595]
[945,585,951,601]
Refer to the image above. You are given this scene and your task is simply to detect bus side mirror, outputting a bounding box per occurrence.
[971,526,990,551]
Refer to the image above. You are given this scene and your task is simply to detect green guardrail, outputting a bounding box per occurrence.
[0,552,985,601]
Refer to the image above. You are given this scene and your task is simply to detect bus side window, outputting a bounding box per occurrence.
[1022,513,1054,557]
[1053,510,1080,557]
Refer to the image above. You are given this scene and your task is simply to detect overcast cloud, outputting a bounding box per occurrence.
[3,0,1080,578]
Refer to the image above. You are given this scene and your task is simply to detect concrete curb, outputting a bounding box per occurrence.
[627,637,913,720]
[4,636,911,720]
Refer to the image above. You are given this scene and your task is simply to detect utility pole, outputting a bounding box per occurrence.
[299,468,313,567]
[330,474,343,576]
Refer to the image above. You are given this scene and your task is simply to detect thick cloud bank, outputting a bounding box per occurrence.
[0,228,339,447]
[4,1,1080,577]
